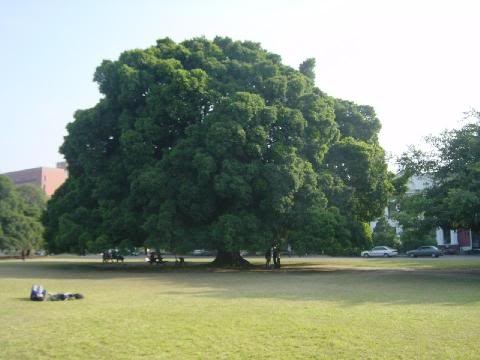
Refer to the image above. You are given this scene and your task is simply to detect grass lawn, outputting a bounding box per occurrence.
[1,256,480,359]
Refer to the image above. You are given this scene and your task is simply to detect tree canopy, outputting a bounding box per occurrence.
[44,37,392,263]
[0,176,46,252]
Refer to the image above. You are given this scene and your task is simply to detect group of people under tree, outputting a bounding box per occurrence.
[148,251,164,264]
[147,251,185,265]
[102,249,124,263]
[265,247,281,269]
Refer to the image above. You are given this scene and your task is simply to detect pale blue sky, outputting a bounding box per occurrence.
[1,0,479,172]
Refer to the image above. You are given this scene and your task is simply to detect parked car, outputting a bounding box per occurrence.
[361,246,398,258]
[406,246,442,258]
[192,249,207,256]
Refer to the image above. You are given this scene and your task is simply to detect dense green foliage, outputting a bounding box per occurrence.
[398,112,480,236]
[372,216,399,248]
[389,192,436,251]
[44,37,392,259]
[0,176,46,252]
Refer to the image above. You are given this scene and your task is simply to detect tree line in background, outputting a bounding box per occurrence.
[0,176,46,254]
[391,111,480,249]
[42,37,395,264]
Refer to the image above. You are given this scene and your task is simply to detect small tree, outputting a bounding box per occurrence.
[390,194,436,251]
[372,217,399,248]
[0,177,46,253]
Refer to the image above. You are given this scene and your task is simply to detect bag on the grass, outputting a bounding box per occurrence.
[47,292,85,301]
[30,285,46,301]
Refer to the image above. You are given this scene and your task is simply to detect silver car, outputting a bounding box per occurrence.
[361,246,398,258]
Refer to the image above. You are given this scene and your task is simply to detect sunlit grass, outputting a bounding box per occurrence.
[1,256,479,359]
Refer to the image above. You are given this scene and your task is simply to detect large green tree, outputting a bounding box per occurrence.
[0,176,46,253]
[44,37,392,263]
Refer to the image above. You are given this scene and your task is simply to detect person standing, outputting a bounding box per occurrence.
[265,248,272,269]
[272,247,279,268]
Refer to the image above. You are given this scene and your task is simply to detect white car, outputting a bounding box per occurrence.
[361,246,398,258]
[192,249,207,256]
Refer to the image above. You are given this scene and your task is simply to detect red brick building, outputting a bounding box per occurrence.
[2,164,68,197]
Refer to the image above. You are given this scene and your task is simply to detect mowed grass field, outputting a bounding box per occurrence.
[1,256,480,359]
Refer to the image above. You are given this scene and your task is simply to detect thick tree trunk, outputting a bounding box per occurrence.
[211,249,251,267]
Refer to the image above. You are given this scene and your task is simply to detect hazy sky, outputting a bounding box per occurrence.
[1,0,479,172]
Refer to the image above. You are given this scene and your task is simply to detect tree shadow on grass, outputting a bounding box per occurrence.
[2,260,480,306]
[156,269,480,306]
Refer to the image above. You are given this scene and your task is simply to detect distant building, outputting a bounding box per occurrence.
[56,161,67,170]
[404,175,433,195]
[1,164,68,197]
